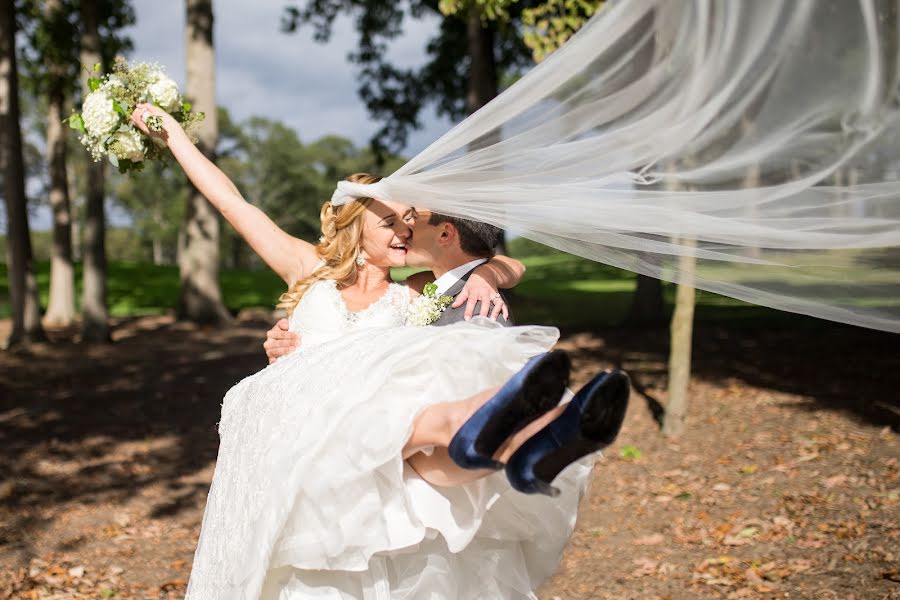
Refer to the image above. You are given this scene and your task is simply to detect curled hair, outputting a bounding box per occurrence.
[277,173,382,316]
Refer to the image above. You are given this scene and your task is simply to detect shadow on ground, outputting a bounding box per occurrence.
[1,312,898,597]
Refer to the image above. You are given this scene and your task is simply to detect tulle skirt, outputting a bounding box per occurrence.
[185,320,594,600]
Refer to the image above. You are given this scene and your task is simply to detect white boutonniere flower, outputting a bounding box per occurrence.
[408,283,454,326]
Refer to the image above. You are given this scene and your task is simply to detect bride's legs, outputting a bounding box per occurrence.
[402,387,500,459]
[405,400,568,487]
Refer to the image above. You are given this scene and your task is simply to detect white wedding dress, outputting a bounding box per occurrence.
[185,278,593,600]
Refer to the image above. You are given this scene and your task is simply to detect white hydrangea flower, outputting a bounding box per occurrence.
[81,90,119,138]
[108,127,145,162]
[148,76,180,111]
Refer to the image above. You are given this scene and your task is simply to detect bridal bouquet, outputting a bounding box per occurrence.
[67,58,204,174]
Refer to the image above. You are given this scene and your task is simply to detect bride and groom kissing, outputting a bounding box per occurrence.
[263,199,631,496]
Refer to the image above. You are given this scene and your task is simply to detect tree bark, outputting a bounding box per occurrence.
[465,10,497,116]
[79,0,111,342]
[663,239,696,437]
[465,10,508,254]
[180,0,231,324]
[1,0,46,347]
[626,273,665,325]
[43,0,75,326]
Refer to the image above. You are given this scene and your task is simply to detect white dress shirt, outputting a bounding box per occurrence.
[432,258,488,295]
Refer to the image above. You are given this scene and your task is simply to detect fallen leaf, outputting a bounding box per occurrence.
[68,565,85,578]
[633,533,665,546]
[823,474,847,488]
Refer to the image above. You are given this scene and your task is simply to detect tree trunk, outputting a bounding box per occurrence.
[152,237,164,265]
[180,0,231,324]
[465,10,497,116]
[80,0,110,342]
[465,10,508,254]
[663,240,696,437]
[1,0,46,347]
[43,0,75,327]
[626,273,665,325]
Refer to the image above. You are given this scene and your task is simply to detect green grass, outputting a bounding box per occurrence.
[0,261,285,319]
[0,250,830,330]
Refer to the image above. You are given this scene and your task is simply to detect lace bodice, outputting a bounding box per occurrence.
[288,278,411,349]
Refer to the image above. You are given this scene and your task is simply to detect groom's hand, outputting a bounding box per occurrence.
[264,319,300,364]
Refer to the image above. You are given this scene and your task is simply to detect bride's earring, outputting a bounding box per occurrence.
[356,254,366,267]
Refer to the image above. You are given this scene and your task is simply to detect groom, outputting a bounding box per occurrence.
[264,209,513,361]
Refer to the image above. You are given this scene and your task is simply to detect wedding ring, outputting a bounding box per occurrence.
[490,292,501,300]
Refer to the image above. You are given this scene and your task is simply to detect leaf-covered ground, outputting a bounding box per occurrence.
[0,315,897,599]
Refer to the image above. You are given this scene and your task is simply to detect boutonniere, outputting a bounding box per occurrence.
[408,282,454,326]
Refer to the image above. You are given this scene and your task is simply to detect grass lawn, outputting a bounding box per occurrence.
[0,247,824,330]
[0,261,286,319]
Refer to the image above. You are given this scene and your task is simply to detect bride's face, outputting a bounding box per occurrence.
[359,199,412,268]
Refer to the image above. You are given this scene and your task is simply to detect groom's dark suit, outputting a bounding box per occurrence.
[432,265,514,327]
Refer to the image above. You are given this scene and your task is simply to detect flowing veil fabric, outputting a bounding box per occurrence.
[379,0,900,332]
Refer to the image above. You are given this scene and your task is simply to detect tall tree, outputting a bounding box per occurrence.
[663,240,695,437]
[79,0,110,341]
[1,0,46,346]
[25,0,79,326]
[179,0,230,323]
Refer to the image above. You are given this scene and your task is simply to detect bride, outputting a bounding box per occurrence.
[131,104,628,599]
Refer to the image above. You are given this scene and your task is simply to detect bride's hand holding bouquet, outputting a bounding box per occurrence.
[68,58,204,174]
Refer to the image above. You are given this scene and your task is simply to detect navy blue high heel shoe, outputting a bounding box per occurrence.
[505,369,630,496]
[448,350,571,470]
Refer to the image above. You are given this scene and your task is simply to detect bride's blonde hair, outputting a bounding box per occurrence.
[277,173,382,316]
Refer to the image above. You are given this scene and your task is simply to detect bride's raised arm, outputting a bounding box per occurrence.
[130,103,318,286]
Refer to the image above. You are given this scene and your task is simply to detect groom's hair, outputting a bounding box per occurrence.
[428,213,502,258]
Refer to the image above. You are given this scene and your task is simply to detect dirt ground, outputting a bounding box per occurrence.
[0,314,897,599]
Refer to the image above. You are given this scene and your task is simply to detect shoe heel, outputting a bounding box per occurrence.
[448,350,570,470]
[505,369,630,496]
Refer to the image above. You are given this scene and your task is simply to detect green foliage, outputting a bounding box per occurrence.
[0,260,285,319]
[17,0,135,100]
[521,0,603,63]
[65,112,85,132]
[619,445,642,460]
[282,0,537,155]
[217,107,406,253]
[437,0,517,21]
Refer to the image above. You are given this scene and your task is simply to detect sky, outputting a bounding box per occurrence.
[126,0,451,155]
[22,0,454,231]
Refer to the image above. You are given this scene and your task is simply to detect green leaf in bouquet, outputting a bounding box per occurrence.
[66,113,85,133]
[113,100,129,118]
[108,153,119,168]
[93,62,101,72]
[182,101,192,112]
[88,77,101,92]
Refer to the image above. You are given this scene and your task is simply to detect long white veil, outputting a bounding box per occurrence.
[379,0,900,333]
